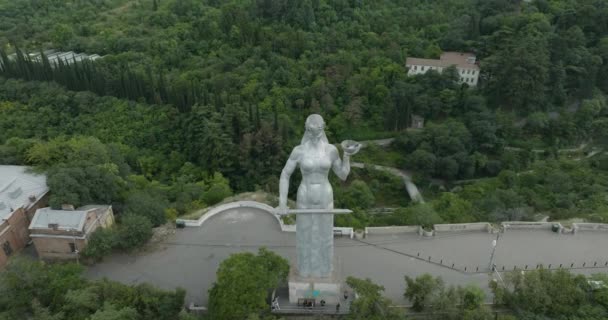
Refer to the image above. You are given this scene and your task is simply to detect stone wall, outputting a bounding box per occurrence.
[0,208,30,268]
[32,237,86,260]
[433,222,492,233]
[501,221,560,231]
[364,226,421,236]
[573,223,608,233]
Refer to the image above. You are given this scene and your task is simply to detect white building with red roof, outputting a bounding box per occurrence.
[406,52,480,86]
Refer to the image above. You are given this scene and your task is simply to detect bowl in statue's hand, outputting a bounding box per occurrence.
[341,140,361,155]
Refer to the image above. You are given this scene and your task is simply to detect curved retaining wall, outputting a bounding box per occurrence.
[177,201,354,238]
[177,201,282,227]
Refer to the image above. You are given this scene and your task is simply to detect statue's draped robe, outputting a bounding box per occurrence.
[296,151,334,278]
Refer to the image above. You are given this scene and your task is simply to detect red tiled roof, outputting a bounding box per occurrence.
[406,52,479,70]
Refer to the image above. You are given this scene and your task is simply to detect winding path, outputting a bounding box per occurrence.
[357,137,424,203]
[352,162,424,203]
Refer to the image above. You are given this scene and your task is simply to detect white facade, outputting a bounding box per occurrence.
[406,52,480,86]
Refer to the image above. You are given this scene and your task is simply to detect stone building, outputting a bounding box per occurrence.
[411,115,425,129]
[29,205,114,260]
[0,166,49,268]
[406,52,480,86]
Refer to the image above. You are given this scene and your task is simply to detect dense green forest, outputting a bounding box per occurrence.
[0,0,607,240]
[2,1,608,319]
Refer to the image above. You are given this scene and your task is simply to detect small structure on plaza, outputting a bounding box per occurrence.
[277,114,360,306]
[29,205,114,260]
[0,165,49,268]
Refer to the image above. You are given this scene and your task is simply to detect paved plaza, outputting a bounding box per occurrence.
[85,208,608,306]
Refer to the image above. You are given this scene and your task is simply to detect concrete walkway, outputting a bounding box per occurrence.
[85,208,608,307]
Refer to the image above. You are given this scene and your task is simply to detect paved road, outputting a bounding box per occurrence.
[85,208,608,306]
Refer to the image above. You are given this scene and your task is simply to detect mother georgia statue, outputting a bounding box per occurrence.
[278,114,360,278]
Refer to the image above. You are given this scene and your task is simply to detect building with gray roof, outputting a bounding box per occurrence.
[0,165,49,268]
[29,205,115,261]
[0,166,48,221]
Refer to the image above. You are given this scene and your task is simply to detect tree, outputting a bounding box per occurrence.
[124,191,168,227]
[406,149,436,176]
[0,137,38,164]
[484,25,550,111]
[81,228,118,261]
[432,193,474,223]
[491,269,590,318]
[404,274,444,312]
[88,303,138,320]
[117,214,153,251]
[202,173,233,206]
[592,119,608,147]
[337,180,375,209]
[208,248,289,320]
[346,277,403,320]
[395,204,443,229]
[0,257,84,317]
[62,287,101,319]
[51,24,74,47]
[460,285,485,310]
[31,300,64,320]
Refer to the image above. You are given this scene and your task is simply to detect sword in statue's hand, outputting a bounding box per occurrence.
[275,207,352,216]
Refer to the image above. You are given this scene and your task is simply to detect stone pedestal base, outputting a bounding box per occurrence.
[288,261,342,304]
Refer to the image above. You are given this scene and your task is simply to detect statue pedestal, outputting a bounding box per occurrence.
[288,259,342,304]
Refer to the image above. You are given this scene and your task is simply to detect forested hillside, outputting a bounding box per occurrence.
[0,0,607,225]
[1,1,608,320]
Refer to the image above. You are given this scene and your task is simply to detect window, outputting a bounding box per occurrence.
[413,65,417,70]
[69,242,76,253]
[3,241,12,256]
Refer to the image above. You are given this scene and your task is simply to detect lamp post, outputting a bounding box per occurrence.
[488,233,499,271]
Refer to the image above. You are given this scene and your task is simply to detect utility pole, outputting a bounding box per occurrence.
[488,232,500,271]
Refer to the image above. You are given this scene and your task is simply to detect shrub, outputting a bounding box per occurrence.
[82,228,118,261]
[203,183,232,206]
[124,191,168,227]
[117,215,153,251]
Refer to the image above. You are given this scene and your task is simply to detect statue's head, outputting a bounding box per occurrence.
[302,114,328,145]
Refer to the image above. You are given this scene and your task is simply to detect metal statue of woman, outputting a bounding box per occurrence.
[278,114,360,278]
